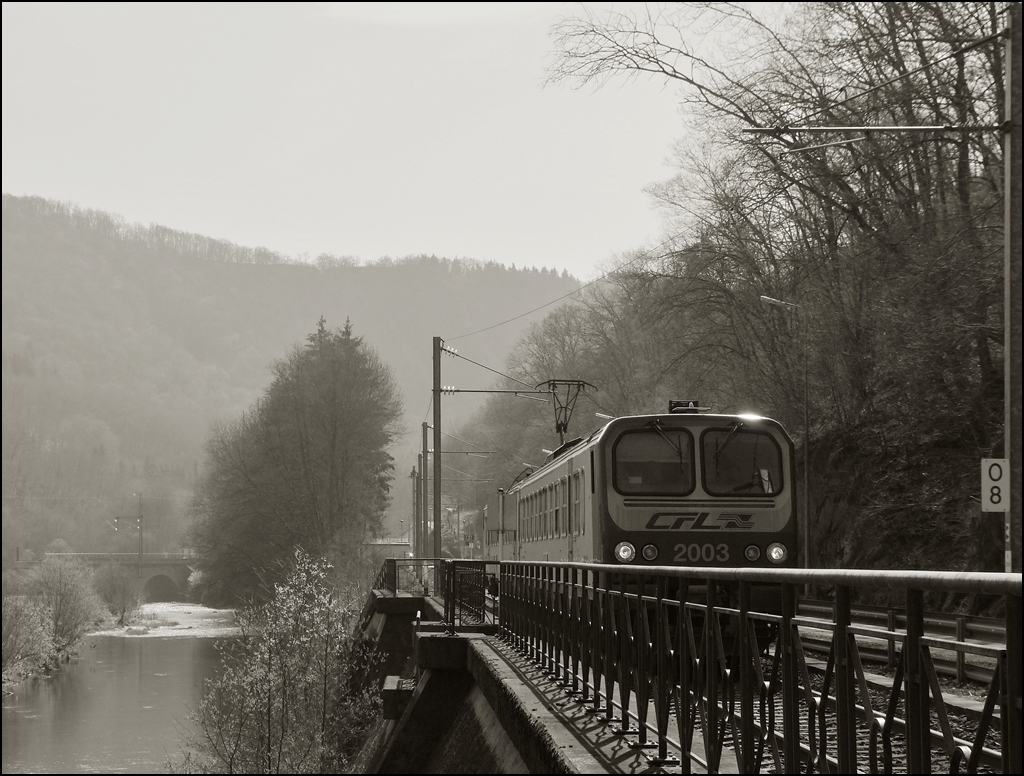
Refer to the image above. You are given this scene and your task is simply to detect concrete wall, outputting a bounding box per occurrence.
[353,590,594,774]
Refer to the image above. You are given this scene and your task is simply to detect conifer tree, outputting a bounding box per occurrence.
[189,319,402,604]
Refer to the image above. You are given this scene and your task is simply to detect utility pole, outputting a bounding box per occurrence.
[421,423,429,562]
[114,493,144,577]
[761,295,810,572]
[410,466,419,557]
[138,493,143,577]
[433,337,442,593]
[1005,2,1022,574]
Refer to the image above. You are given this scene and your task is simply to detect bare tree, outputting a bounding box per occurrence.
[33,556,102,652]
[94,563,141,626]
[551,2,1004,444]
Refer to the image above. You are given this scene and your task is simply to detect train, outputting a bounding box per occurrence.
[488,401,798,572]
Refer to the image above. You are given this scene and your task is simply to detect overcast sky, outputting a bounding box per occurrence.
[2,2,689,280]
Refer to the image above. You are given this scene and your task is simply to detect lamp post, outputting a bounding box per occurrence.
[760,295,811,572]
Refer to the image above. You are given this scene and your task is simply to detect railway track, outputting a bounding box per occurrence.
[791,599,1005,771]
[798,599,1004,687]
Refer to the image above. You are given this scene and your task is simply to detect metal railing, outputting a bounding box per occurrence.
[373,557,434,596]
[373,558,499,632]
[439,560,495,632]
[496,563,1021,775]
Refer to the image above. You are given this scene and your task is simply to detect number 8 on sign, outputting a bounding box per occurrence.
[981,458,1009,512]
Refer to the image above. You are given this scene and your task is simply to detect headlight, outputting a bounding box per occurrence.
[641,544,659,561]
[767,543,788,564]
[744,545,761,562]
[614,541,636,563]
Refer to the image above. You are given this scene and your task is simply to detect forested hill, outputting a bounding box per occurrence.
[1,194,580,558]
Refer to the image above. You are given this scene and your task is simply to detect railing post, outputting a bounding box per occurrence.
[1006,590,1022,774]
[385,557,396,594]
[835,584,856,773]
[444,559,455,635]
[499,561,508,638]
[569,564,580,695]
[542,564,552,673]
[705,577,721,772]
[551,564,559,673]
[617,570,632,733]
[603,571,616,722]
[887,606,897,669]
[530,564,540,662]
[955,614,967,684]
[652,574,672,764]
[780,582,801,773]
[508,563,519,647]
[598,573,614,716]
[678,578,694,770]
[579,566,592,703]
[738,581,754,773]
[634,570,651,747]
[905,587,930,774]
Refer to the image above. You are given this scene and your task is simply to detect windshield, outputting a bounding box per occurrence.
[613,429,694,495]
[701,427,783,496]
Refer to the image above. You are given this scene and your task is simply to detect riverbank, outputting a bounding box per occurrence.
[3,602,238,692]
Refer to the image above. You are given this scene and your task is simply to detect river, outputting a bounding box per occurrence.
[2,603,238,774]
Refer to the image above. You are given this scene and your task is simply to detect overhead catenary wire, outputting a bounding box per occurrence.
[440,345,534,388]
[795,30,1005,125]
[445,235,677,342]
[440,429,492,451]
[440,461,481,478]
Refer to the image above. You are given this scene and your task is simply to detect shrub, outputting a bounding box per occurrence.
[2,573,55,676]
[33,556,103,652]
[181,550,381,773]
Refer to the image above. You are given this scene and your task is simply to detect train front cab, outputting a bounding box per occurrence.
[593,411,798,647]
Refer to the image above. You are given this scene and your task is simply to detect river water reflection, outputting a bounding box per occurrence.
[3,615,233,773]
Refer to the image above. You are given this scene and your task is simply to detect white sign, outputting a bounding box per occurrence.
[981,458,1009,512]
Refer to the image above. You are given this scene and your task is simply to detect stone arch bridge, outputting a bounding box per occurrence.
[27,552,194,601]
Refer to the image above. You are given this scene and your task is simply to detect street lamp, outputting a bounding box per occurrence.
[760,295,811,572]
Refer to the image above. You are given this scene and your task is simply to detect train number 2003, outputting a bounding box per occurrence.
[674,542,729,563]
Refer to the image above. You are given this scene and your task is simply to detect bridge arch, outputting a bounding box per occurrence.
[142,573,180,602]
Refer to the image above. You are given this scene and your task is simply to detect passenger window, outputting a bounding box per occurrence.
[554,482,560,537]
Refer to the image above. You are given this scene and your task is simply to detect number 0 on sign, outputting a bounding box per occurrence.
[981,458,1009,512]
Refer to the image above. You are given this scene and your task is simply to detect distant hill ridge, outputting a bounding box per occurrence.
[1,193,580,557]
